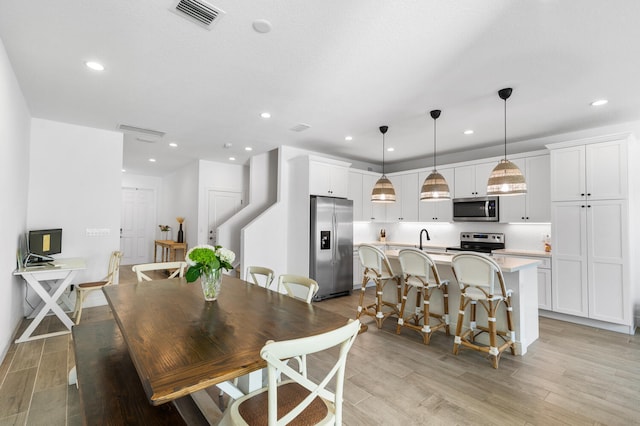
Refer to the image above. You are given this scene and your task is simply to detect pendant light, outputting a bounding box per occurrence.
[371,125,396,203]
[487,88,527,196]
[420,109,451,201]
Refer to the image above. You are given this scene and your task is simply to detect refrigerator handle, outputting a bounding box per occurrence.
[332,212,337,264]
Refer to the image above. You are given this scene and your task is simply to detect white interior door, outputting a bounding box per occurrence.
[208,190,242,246]
[120,188,155,265]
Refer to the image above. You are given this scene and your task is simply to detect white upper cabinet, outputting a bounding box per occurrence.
[386,173,419,222]
[500,155,551,223]
[454,162,495,198]
[309,159,349,198]
[362,173,387,222]
[550,139,627,201]
[347,171,363,221]
[418,168,454,222]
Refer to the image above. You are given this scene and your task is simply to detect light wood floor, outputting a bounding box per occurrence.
[1,269,639,425]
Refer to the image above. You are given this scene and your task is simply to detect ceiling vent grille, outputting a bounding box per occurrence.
[290,123,311,132]
[118,124,165,138]
[173,0,225,29]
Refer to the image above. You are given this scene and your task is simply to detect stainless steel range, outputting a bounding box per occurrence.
[446,232,505,254]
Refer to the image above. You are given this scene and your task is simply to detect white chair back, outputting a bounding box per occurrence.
[246,265,275,289]
[277,274,319,304]
[398,248,442,285]
[132,261,187,282]
[451,253,505,296]
[106,251,123,284]
[358,244,396,279]
[229,319,360,426]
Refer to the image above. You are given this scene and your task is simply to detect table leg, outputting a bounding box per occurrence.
[16,272,76,343]
[154,242,159,263]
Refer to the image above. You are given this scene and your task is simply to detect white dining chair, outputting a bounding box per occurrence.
[131,261,187,282]
[73,251,122,324]
[221,319,360,426]
[277,274,319,304]
[245,265,275,290]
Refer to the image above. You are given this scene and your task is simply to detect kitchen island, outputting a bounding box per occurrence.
[384,250,541,355]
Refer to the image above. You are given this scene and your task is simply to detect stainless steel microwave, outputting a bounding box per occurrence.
[452,197,499,222]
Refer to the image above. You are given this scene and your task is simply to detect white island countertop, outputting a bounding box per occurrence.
[385,250,541,273]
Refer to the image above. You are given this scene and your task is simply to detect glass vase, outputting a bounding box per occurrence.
[200,268,222,301]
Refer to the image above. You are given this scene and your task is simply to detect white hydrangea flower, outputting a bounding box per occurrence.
[217,247,236,264]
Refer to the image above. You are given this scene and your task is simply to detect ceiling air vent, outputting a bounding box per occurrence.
[290,123,311,132]
[118,124,165,138]
[173,0,225,29]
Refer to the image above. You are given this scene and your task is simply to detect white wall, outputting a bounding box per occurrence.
[160,161,200,250]
[27,119,123,307]
[0,37,31,360]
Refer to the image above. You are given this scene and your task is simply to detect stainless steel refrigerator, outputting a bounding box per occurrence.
[310,196,353,301]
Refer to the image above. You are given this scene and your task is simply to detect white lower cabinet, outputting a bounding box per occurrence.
[493,254,551,310]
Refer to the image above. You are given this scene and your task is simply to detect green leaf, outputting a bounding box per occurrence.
[185,265,202,282]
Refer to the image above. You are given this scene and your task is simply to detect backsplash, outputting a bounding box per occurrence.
[354,221,551,252]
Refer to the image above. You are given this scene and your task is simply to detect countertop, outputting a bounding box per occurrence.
[354,241,449,250]
[492,249,551,258]
[385,250,541,273]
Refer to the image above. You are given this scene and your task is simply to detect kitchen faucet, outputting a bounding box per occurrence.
[419,228,430,250]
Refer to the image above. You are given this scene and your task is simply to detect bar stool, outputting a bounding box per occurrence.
[356,244,402,329]
[451,253,515,368]
[396,249,450,344]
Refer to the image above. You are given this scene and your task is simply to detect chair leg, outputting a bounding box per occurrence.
[74,290,86,325]
[375,280,384,328]
[488,300,499,369]
[452,295,467,355]
[422,289,431,345]
[396,281,411,335]
[355,275,368,321]
[441,284,450,335]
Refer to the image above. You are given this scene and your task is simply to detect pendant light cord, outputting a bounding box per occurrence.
[503,96,507,160]
[382,132,385,175]
[433,118,437,171]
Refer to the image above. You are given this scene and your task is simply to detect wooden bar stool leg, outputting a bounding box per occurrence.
[356,275,368,321]
[453,295,467,355]
[469,300,477,343]
[375,278,384,328]
[442,284,450,335]
[488,300,499,368]
[396,280,411,334]
[422,289,431,345]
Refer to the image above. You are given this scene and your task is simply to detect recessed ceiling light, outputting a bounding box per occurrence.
[245,147,253,151]
[148,158,156,162]
[252,19,272,34]
[387,147,395,152]
[169,142,178,147]
[85,61,105,71]
[464,129,474,135]
[229,157,236,161]
[590,99,608,106]
[260,112,271,119]
[122,169,126,172]
[345,136,353,141]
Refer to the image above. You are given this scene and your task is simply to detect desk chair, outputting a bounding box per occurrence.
[245,266,275,290]
[277,274,319,304]
[221,320,360,426]
[73,251,122,324]
[451,253,515,368]
[131,261,187,282]
[396,249,450,344]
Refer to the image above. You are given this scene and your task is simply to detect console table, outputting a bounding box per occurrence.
[154,240,188,263]
[14,258,86,343]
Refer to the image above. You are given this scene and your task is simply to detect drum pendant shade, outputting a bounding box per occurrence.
[371,125,396,203]
[421,109,451,201]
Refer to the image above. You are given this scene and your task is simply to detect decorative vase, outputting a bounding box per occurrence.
[200,268,222,301]
[177,223,184,243]
[161,231,168,240]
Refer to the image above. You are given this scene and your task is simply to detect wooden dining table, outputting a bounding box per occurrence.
[102,275,352,406]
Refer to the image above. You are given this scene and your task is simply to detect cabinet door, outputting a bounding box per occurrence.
[330,166,349,198]
[454,165,475,198]
[525,155,551,222]
[473,162,496,197]
[586,140,627,200]
[348,171,363,221]
[309,162,332,196]
[400,173,419,221]
[498,158,527,223]
[587,200,628,324]
[418,168,454,222]
[537,268,552,310]
[551,201,588,317]
[550,145,586,201]
[385,175,403,221]
[363,174,386,222]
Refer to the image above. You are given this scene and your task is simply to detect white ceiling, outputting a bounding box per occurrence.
[1,0,640,176]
